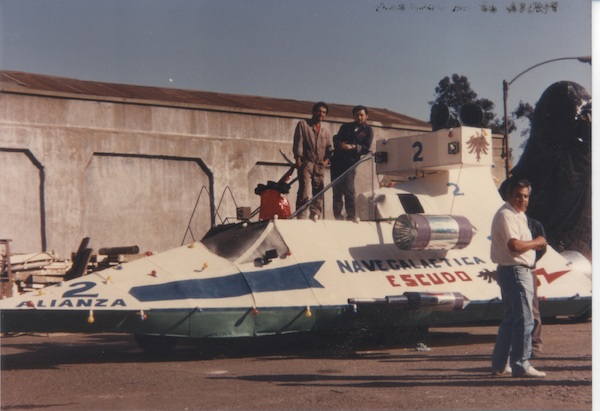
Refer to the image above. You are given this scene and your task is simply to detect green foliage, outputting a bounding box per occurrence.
[513,101,535,123]
[512,101,535,152]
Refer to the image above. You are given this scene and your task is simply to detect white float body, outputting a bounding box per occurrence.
[0,127,591,338]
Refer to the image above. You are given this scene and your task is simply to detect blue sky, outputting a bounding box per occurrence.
[0,0,594,159]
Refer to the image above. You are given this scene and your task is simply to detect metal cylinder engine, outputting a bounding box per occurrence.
[392,214,475,250]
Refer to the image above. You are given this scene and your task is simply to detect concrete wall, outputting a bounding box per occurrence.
[0,91,429,257]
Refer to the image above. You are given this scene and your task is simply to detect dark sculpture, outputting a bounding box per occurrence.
[503,81,591,260]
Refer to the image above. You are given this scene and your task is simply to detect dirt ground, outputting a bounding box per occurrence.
[0,318,592,411]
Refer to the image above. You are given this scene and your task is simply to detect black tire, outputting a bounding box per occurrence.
[134,334,180,356]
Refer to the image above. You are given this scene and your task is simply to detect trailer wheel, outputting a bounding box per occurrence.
[134,334,179,356]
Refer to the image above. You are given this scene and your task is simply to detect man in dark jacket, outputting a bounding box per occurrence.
[330,105,373,221]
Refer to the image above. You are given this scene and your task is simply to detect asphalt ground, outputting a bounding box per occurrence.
[0,318,592,410]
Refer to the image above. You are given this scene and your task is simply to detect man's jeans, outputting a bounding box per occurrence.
[331,167,356,219]
[491,265,535,374]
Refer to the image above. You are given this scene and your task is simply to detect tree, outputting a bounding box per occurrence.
[512,101,535,136]
[492,100,535,142]
[429,74,502,133]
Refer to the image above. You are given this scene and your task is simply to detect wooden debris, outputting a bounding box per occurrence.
[1,238,141,295]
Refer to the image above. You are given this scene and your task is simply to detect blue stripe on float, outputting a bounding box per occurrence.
[129,261,325,302]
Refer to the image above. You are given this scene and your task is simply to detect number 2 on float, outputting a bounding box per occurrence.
[447,183,465,196]
[412,141,423,162]
[62,282,99,298]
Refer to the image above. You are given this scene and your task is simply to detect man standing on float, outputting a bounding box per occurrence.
[331,105,373,221]
[293,101,333,220]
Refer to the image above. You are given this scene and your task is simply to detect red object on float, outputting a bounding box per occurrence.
[258,189,291,220]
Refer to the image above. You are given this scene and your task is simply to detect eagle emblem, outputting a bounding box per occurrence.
[466,131,489,162]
